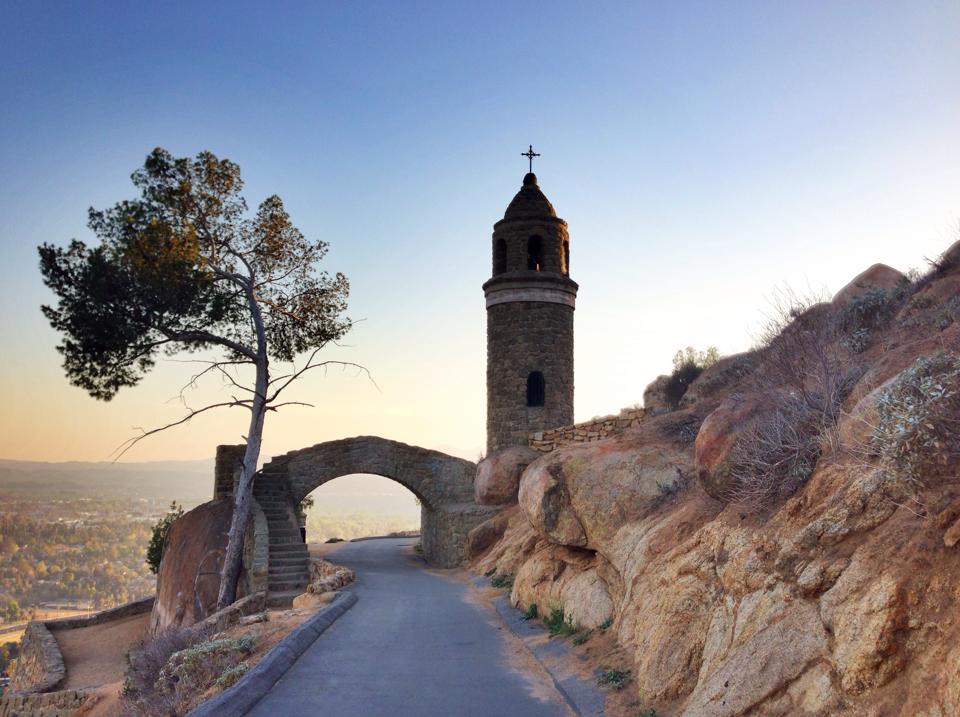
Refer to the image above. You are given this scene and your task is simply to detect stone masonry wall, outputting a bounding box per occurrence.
[529,406,645,453]
[9,622,64,694]
[214,444,245,500]
[0,689,92,717]
[420,502,500,568]
[487,301,574,453]
[243,500,269,595]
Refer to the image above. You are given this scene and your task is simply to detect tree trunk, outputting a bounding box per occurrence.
[217,332,270,609]
[216,373,268,608]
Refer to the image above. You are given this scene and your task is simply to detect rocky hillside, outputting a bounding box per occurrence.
[467,240,960,716]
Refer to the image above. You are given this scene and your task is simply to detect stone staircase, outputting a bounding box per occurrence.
[253,471,309,607]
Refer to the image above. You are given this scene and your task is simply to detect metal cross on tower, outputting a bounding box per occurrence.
[521,144,540,173]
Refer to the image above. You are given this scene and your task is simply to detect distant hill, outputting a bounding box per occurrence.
[0,458,213,503]
[0,459,421,516]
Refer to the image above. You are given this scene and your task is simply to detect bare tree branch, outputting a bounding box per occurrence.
[110,400,250,462]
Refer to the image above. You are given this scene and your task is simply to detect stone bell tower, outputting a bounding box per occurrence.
[483,167,578,453]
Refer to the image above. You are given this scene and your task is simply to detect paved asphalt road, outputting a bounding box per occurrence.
[247,537,573,717]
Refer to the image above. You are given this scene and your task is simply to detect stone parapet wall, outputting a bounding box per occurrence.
[0,688,92,717]
[9,623,64,694]
[43,597,153,632]
[529,406,645,453]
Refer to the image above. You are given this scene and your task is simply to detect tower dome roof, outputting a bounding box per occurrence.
[503,173,556,220]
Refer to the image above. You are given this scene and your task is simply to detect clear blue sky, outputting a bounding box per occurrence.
[1,1,958,462]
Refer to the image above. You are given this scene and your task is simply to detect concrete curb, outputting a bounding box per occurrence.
[472,576,606,716]
[187,591,358,717]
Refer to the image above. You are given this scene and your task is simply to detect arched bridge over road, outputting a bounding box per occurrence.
[215,436,497,603]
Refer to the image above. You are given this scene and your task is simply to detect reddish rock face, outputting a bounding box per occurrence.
[832,263,905,305]
[694,392,785,502]
[475,446,541,506]
[464,510,513,560]
[149,500,241,635]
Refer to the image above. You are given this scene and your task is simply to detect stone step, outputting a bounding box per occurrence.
[269,543,310,560]
[270,553,308,567]
[269,524,300,540]
[269,569,308,579]
[269,533,307,549]
[267,573,310,589]
[269,561,307,571]
[268,578,308,591]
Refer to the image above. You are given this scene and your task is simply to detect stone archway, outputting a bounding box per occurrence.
[217,437,497,603]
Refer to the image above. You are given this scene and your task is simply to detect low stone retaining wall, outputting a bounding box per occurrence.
[4,598,153,716]
[44,596,154,631]
[1,593,264,717]
[8,622,64,694]
[0,688,92,717]
[529,406,644,452]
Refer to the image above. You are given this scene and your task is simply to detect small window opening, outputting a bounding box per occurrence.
[526,371,545,407]
[563,240,570,275]
[527,235,543,271]
[494,238,507,275]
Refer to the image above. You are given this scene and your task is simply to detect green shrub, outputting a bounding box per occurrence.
[522,603,538,621]
[873,353,960,485]
[154,636,256,713]
[598,667,631,689]
[214,661,250,689]
[491,573,514,590]
[572,629,593,645]
[840,287,902,334]
[146,502,184,574]
[936,296,960,331]
[544,606,577,637]
[121,625,209,716]
[664,346,719,408]
[599,617,613,631]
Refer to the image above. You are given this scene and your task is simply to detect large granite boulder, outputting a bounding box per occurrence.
[518,435,691,550]
[464,510,513,560]
[149,499,243,635]
[475,446,541,506]
[832,263,905,305]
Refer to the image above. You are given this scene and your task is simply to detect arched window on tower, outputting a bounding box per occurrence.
[563,240,570,275]
[494,238,507,275]
[527,235,543,271]
[526,371,545,407]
